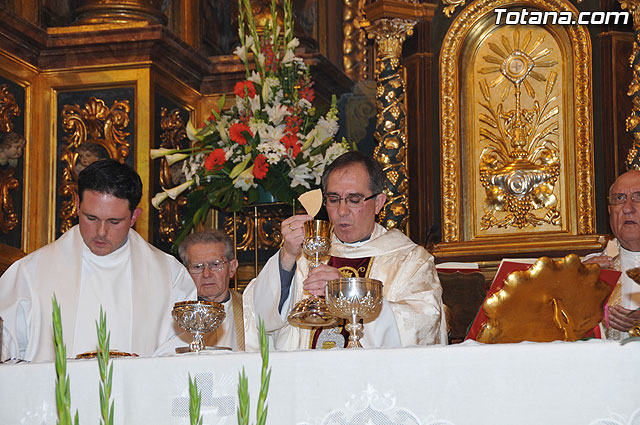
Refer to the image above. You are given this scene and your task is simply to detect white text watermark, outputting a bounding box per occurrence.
[494,8,630,25]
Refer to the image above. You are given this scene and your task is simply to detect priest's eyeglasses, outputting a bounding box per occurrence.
[324,193,379,209]
[608,192,640,205]
[188,260,228,274]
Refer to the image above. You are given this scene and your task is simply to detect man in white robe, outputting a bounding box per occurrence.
[173,229,244,351]
[0,159,196,362]
[243,151,447,351]
[584,169,640,339]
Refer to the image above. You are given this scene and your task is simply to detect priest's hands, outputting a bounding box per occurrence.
[303,264,341,296]
[608,304,640,332]
[280,214,313,271]
[583,255,616,269]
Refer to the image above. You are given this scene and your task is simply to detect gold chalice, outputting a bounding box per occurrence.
[172,300,226,353]
[287,220,339,327]
[325,277,383,348]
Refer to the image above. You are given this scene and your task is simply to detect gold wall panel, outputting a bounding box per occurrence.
[436,0,599,259]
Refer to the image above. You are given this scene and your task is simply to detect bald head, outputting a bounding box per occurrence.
[609,169,640,251]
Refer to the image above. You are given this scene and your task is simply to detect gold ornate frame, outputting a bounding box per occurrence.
[436,0,601,258]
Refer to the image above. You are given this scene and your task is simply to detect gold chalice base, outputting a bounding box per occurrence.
[287,296,340,327]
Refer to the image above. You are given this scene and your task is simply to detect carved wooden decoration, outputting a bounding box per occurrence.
[157,107,189,244]
[0,85,24,234]
[59,97,130,234]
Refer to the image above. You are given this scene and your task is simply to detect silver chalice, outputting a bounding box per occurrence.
[172,300,226,353]
[325,277,383,348]
[287,220,339,327]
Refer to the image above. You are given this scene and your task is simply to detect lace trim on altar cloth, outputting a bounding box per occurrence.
[588,408,640,425]
[296,384,454,425]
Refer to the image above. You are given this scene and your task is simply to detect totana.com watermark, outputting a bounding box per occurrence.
[494,8,629,25]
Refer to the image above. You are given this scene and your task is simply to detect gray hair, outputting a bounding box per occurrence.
[178,229,235,265]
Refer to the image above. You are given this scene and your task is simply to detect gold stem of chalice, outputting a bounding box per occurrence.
[325,277,383,348]
[287,220,340,328]
[172,301,226,353]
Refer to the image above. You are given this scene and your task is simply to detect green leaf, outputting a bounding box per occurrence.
[229,156,251,179]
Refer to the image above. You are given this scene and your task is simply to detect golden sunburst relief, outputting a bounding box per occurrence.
[477,28,562,230]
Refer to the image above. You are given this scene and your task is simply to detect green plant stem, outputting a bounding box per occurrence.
[52,295,79,425]
[96,307,114,425]
[237,318,270,425]
[189,374,204,425]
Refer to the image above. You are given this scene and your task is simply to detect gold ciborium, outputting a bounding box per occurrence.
[172,301,226,353]
[325,277,383,348]
[287,220,339,327]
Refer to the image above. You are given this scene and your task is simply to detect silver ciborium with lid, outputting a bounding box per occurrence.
[172,300,226,353]
[325,277,383,348]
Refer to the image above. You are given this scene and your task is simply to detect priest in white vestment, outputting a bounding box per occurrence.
[243,151,447,351]
[172,229,244,351]
[0,159,196,362]
[584,169,640,339]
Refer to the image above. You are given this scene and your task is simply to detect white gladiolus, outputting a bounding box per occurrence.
[233,45,247,62]
[248,70,261,85]
[151,191,169,210]
[282,49,296,64]
[287,38,299,50]
[233,167,257,191]
[257,53,266,70]
[165,179,194,200]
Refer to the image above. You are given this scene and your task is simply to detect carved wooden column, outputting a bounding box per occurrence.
[364,1,433,234]
[75,0,167,25]
[620,0,640,169]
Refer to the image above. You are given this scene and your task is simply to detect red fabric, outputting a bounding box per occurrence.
[465,261,620,341]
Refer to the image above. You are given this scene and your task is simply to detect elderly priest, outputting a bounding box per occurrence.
[0,159,196,362]
[584,169,640,339]
[243,151,447,350]
[176,229,244,351]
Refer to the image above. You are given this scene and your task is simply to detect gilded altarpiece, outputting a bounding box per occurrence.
[435,0,601,259]
[55,88,135,239]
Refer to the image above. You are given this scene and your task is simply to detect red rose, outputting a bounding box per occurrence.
[281,133,301,158]
[234,81,256,99]
[252,154,269,180]
[229,123,253,145]
[204,148,226,171]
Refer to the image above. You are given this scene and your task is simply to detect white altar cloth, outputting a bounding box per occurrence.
[1,339,638,425]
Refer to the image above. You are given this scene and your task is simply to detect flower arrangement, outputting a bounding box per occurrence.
[151,0,350,244]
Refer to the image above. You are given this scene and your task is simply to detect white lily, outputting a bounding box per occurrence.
[165,179,194,200]
[150,148,177,159]
[186,119,200,142]
[288,163,314,189]
[233,167,256,191]
[151,191,169,210]
[166,153,189,166]
[265,103,289,126]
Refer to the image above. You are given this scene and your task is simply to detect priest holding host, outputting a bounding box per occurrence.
[243,151,448,350]
[175,229,245,351]
[584,169,640,340]
[0,159,196,362]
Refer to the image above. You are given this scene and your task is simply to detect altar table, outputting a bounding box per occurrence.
[1,339,638,425]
